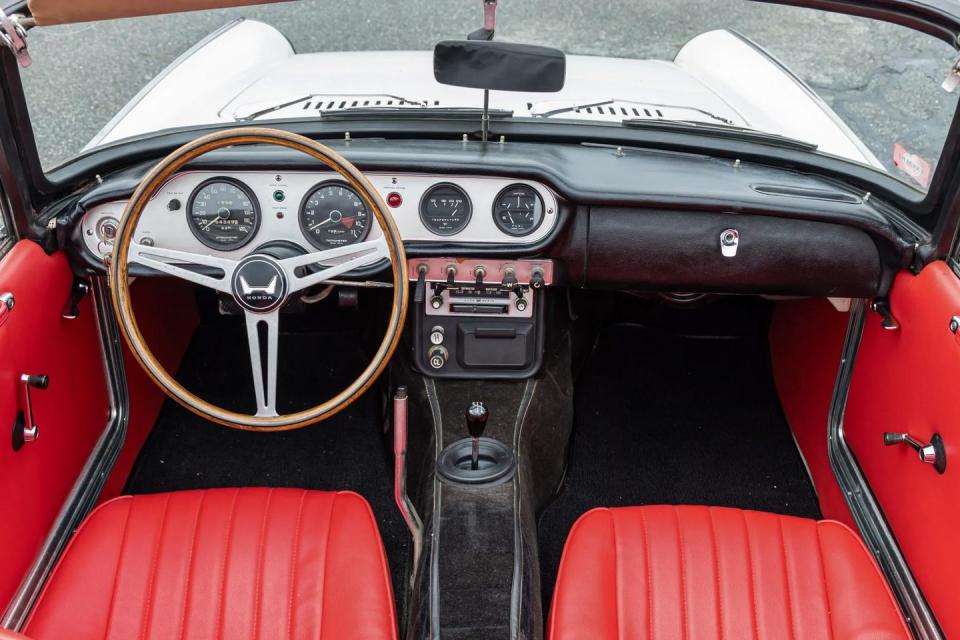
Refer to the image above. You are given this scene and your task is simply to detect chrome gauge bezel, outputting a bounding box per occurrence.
[419,182,473,236]
[186,176,261,250]
[297,179,373,250]
[492,183,545,237]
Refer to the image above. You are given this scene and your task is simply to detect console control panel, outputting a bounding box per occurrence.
[409,258,554,378]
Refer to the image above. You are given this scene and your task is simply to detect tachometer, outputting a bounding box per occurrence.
[419,183,472,236]
[187,178,260,250]
[299,180,371,249]
[493,184,544,237]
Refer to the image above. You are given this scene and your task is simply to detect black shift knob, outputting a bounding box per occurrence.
[466,401,488,439]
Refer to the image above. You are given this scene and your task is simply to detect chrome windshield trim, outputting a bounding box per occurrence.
[1,277,128,630]
[828,299,943,639]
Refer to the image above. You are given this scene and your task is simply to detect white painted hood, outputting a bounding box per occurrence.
[86,19,881,168]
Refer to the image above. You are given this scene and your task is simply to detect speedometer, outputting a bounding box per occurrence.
[299,181,371,249]
[187,178,260,250]
[419,183,472,236]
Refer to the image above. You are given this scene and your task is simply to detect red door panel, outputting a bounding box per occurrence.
[0,241,110,609]
[769,298,856,528]
[845,261,960,636]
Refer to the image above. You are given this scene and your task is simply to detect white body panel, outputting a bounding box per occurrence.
[86,20,877,168]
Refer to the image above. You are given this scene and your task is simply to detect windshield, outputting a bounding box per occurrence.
[19,0,960,192]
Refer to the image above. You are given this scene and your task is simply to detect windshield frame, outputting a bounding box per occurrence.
[4,0,960,244]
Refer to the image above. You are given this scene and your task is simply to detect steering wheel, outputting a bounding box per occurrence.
[109,128,408,431]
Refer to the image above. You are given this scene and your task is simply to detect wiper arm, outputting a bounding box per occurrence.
[233,94,431,121]
[533,99,735,125]
[621,118,818,151]
[318,107,514,121]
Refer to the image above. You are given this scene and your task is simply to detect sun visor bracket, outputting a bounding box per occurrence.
[0,10,31,68]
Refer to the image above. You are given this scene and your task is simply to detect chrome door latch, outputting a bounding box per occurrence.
[884,432,946,474]
[12,374,48,451]
[720,228,739,257]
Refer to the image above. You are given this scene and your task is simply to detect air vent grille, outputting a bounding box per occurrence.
[300,96,439,111]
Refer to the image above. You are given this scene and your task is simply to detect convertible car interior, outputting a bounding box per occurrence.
[1,0,959,638]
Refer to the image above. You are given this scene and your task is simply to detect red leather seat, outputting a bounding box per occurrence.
[23,488,397,640]
[548,506,909,640]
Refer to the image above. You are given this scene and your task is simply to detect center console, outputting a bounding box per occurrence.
[408,258,554,378]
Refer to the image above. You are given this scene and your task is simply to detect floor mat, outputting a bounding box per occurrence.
[537,322,821,606]
[125,321,410,618]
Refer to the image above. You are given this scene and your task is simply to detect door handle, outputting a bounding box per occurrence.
[883,432,946,474]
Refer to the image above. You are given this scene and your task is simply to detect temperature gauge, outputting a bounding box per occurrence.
[419,183,472,236]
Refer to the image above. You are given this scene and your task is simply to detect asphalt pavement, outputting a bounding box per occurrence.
[17,0,960,180]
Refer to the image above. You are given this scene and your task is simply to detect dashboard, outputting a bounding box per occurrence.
[79,171,560,261]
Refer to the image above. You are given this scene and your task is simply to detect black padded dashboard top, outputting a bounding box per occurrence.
[61,138,918,295]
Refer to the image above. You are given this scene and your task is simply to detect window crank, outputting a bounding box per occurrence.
[13,374,48,451]
[883,431,946,474]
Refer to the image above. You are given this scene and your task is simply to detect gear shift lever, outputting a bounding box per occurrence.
[466,401,488,470]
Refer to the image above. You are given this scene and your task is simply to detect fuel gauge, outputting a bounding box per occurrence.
[493,184,544,237]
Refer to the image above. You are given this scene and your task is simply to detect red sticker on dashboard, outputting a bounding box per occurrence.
[893,143,932,188]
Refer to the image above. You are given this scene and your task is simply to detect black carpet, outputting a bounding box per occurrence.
[537,321,821,607]
[125,319,410,618]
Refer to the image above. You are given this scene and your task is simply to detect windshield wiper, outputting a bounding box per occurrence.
[318,107,514,121]
[532,99,735,125]
[620,118,818,151]
[234,94,433,121]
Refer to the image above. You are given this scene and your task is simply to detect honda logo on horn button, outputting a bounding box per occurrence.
[231,256,288,313]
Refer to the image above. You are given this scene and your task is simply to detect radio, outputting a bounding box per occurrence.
[408,258,554,378]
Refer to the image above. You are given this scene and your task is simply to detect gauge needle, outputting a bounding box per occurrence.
[309,216,334,231]
[202,215,223,231]
[507,212,516,224]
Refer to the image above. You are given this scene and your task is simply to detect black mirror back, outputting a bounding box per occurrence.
[433,40,566,92]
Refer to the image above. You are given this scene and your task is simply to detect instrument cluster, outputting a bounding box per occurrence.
[80,171,559,261]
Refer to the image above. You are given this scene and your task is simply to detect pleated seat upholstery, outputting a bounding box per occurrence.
[548,505,909,640]
[23,488,397,640]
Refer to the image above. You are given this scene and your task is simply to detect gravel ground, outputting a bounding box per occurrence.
[17,0,960,180]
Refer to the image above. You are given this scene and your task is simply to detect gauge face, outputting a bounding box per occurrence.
[187,178,260,250]
[299,181,371,249]
[419,183,472,236]
[493,184,544,237]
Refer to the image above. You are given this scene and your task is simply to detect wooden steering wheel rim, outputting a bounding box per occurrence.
[109,127,409,431]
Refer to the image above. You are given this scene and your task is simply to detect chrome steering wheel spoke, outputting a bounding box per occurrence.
[127,244,236,294]
[280,237,389,294]
[244,309,280,417]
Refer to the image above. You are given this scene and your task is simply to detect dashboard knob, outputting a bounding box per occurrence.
[530,268,545,289]
[430,295,444,310]
[430,326,445,345]
[428,345,448,369]
[515,297,528,312]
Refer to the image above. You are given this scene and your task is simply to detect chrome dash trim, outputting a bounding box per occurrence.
[2,277,128,629]
[828,299,942,639]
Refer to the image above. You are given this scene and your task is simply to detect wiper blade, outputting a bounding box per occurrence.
[620,118,818,151]
[318,107,514,121]
[234,94,432,121]
[533,99,735,125]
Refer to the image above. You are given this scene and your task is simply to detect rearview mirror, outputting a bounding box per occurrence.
[434,40,566,92]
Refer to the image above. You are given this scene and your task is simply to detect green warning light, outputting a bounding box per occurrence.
[273,190,285,202]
